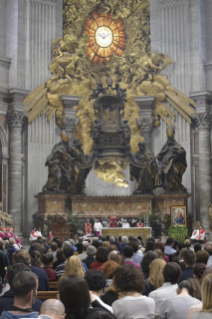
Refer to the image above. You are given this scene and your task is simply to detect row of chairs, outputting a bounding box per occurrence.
[37,291,59,300]
[36,281,59,300]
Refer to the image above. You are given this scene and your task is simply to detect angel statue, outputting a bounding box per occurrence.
[129,140,158,194]
[157,126,187,193]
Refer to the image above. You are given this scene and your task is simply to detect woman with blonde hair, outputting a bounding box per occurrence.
[59,255,84,285]
[191,274,212,319]
[143,258,166,296]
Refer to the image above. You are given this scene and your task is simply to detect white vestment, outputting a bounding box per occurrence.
[191,229,199,239]
[94,222,103,234]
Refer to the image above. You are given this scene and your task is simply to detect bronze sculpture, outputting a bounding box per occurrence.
[43,131,94,194]
[129,140,158,194]
[156,126,187,193]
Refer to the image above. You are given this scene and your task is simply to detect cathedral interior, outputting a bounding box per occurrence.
[1,0,212,239]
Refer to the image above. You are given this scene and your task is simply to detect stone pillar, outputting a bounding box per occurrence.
[135,96,155,150]
[191,91,212,236]
[6,88,29,234]
[7,110,26,233]
[61,95,80,143]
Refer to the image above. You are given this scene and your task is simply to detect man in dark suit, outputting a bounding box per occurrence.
[0,263,42,315]
[13,250,49,291]
[179,250,196,282]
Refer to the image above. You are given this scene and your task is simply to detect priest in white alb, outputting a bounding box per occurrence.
[94,218,103,237]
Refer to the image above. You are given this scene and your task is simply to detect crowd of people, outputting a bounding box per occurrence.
[0,233,211,319]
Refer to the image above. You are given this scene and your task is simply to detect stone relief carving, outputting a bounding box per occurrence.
[7,111,26,127]
[193,113,212,129]
[63,118,79,133]
[137,118,154,132]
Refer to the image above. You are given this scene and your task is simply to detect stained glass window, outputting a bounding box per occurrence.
[83,10,126,65]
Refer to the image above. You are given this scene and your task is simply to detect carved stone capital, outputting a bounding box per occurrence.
[63,117,79,133]
[193,113,212,130]
[7,110,26,128]
[137,117,154,132]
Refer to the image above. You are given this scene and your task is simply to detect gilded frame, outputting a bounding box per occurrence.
[170,205,187,226]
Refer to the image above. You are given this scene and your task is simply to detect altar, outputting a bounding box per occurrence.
[102,227,151,241]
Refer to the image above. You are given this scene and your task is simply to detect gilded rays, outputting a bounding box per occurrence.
[83,10,125,65]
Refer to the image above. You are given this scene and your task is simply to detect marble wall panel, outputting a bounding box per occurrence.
[0,0,7,57]
[26,114,55,233]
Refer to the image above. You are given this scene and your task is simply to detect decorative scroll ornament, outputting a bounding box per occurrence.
[7,110,26,127]
[193,113,212,129]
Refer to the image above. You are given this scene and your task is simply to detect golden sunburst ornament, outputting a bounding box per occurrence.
[83,10,125,65]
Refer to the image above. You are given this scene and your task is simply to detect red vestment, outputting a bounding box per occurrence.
[84,223,92,235]
[110,216,118,227]
[197,229,205,240]
[136,222,144,228]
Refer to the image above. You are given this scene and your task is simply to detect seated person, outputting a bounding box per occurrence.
[197,226,205,242]
[190,226,199,243]
[13,250,49,291]
[204,244,212,268]
[160,280,201,319]
[112,265,155,319]
[179,250,196,282]
[90,247,108,270]
[56,246,88,280]
[40,253,57,281]
[164,238,176,255]
[49,242,58,263]
[143,258,166,296]
[136,219,144,227]
[85,270,114,314]
[52,248,65,269]
[29,228,38,242]
[191,273,212,319]
[141,251,158,280]
[1,271,39,319]
[0,263,42,315]
[82,246,97,269]
[149,262,181,316]
[123,246,140,268]
[60,274,115,318]
[39,299,65,319]
[196,250,210,266]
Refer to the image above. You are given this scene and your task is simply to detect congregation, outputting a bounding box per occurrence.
[0,233,211,319]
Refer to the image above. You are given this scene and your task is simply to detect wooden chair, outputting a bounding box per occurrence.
[37,291,59,300]
[49,281,58,290]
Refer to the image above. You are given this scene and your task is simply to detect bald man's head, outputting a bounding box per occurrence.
[40,299,65,319]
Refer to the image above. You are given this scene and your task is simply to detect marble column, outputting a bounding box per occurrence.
[7,110,26,233]
[61,95,80,143]
[135,96,155,150]
[191,91,212,236]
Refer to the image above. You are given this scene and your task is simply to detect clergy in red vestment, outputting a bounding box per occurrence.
[197,225,205,240]
[84,218,93,236]
[136,219,144,227]
[110,213,118,227]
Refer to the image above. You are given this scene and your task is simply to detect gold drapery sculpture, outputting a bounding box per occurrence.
[24,0,195,187]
